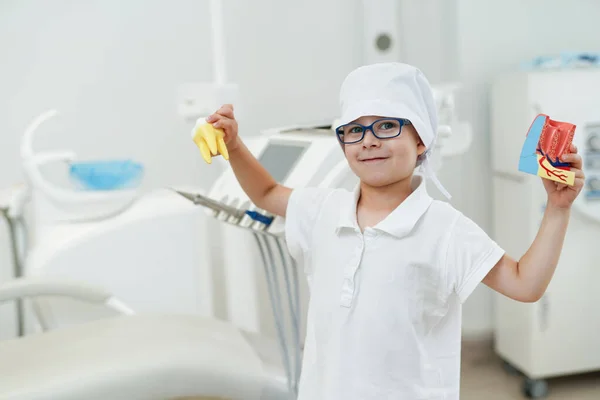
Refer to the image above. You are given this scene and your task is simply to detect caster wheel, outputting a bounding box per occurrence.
[502,360,521,376]
[523,378,549,399]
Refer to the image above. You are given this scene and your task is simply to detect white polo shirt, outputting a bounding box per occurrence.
[285,175,505,400]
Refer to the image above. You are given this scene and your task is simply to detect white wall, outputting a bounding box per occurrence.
[0,0,362,339]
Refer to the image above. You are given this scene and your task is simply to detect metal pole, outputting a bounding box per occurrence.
[2,210,25,337]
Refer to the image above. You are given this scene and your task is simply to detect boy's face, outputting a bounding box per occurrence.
[342,115,426,187]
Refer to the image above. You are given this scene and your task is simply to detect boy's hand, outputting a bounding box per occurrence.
[543,143,585,209]
[206,104,240,152]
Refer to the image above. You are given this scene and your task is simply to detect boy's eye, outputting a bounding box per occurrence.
[348,126,364,134]
[379,122,396,130]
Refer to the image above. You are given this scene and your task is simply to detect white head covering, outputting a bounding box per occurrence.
[338,62,451,199]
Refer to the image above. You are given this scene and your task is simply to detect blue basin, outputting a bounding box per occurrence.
[69,160,144,191]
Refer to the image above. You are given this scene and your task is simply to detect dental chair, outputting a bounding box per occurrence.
[0,277,290,400]
[0,185,292,400]
[0,111,297,400]
[0,183,294,400]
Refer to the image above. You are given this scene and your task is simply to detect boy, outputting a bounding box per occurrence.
[205,63,585,399]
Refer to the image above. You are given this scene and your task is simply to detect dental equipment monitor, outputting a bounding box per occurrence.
[258,143,308,184]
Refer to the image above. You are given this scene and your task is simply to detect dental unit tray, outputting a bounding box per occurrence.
[172,188,302,395]
[172,189,276,233]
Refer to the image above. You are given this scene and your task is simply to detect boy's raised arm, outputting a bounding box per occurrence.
[483,144,585,302]
[207,104,292,218]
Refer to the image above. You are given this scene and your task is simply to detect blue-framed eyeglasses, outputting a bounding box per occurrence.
[335,118,412,144]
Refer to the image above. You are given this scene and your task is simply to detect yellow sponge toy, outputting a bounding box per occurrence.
[191,121,229,164]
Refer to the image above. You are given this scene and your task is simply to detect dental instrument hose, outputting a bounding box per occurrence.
[254,234,294,395]
[275,238,302,388]
[265,235,300,394]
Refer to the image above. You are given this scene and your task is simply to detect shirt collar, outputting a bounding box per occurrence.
[336,174,433,238]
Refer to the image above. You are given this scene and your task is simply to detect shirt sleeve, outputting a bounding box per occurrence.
[446,212,506,304]
[284,187,333,279]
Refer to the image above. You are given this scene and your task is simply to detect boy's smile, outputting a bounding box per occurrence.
[359,155,389,163]
[359,157,388,165]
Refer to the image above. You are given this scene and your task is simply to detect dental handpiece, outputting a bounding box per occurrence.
[172,189,274,226]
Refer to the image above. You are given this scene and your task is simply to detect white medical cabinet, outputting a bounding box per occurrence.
[490,69,600,398]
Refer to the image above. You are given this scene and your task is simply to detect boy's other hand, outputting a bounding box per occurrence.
[206,104,240,152]
[543,143,585,209]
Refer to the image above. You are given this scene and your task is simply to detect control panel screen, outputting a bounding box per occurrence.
[259,143,308,183]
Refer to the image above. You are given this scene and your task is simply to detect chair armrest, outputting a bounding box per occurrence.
[0,277,112,305]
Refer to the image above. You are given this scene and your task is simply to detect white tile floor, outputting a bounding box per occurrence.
[461,341,600,399]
